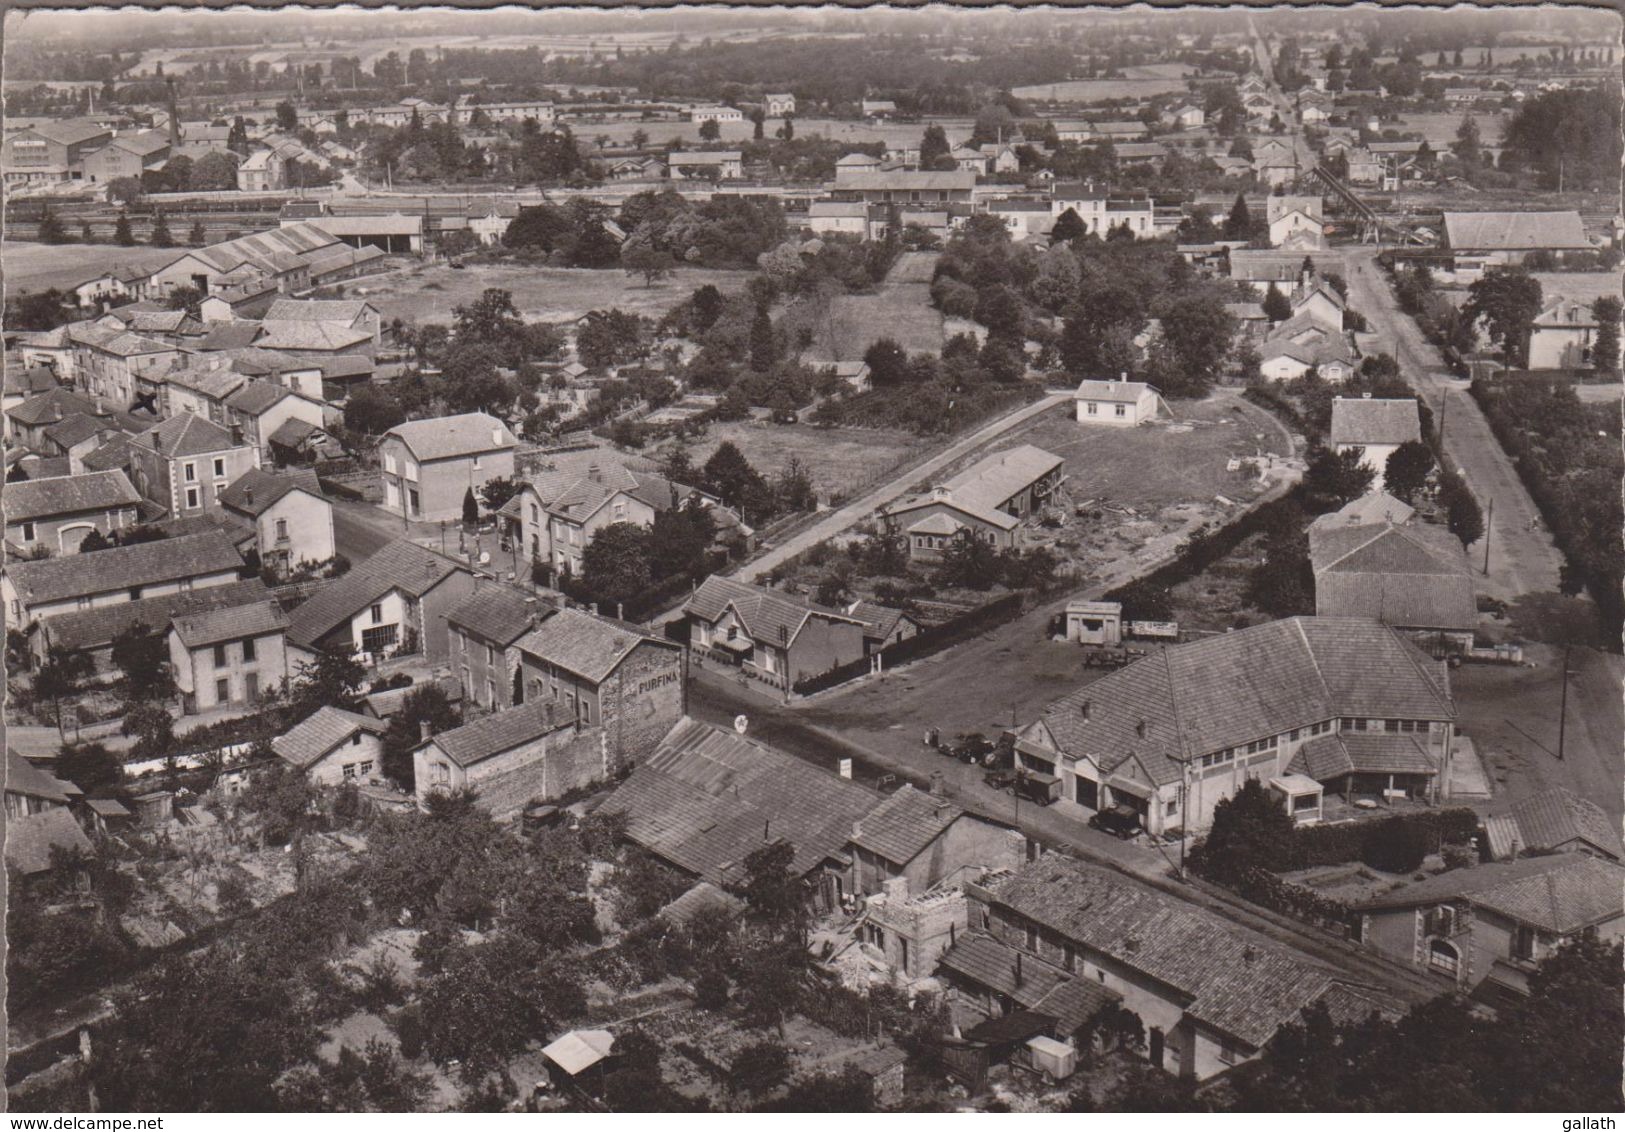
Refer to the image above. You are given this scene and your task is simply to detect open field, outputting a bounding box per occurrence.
[348,261,751,325]
[1395,111,1510,148]
[3,241,179,295]
[1012,78,1188,102]
[653,418,923,503]
[802,250,966,364]
[1532,272,1621,305]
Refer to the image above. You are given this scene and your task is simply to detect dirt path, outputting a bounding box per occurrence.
[1342,246,1565,603]
[731,391,1072,584]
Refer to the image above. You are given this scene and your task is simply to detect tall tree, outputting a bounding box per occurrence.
[1223,192,1252,239]
[1591,296,1621,375]
[37,204,68,245]
[148,210,174,248]
[1262,281,1292,323]
[1463,267,1542,367]
[919,123,952,170]
[114,210,135,246]
[748,301,777,372]
[1383,440,1435,503]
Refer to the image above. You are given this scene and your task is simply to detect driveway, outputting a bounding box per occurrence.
[732,391,1072,583]
[1341,246,1565,603]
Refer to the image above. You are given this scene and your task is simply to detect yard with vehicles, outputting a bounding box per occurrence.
[2,241,178,296]
[350,261,752,326]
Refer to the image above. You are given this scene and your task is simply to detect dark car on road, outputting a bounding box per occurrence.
[1088,805,1143,840]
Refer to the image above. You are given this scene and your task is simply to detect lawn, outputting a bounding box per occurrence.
[1531,272,1620,306]
[652,418,923,503]
[348,261,753,326]
[2,241,179,296]
[800,251,968,365]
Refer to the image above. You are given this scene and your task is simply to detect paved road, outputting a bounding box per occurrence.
[732,391,1073,583]
[333,496,406,562]
[690,669,1443,1007]
[1341,246,1565,602]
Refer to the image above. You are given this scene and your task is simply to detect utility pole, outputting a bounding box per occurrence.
[1556,645,1572,760]
[1482,497,1493,575]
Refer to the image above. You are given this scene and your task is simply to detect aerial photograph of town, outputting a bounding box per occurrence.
[0,1,1620,1116]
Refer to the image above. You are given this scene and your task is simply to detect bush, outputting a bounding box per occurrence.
[1360,819,1433,874]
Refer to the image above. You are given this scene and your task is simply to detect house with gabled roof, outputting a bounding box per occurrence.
[1484,787,1623,863]
[1311,521,1476,649]
[167,598,290,713]
[1014,616,1458,835]
[3,469,142,556]
[1266,194,1325,250]
[272,706,389,787]
[34,576,271,673]
[882,444,1065,560]
[1289,278,1346,331]
[1308,490,1416,536]
[1329,396,1422,493]
[378,412,517,523]
[221,379,327,462]
[261,298,382,347]
[412,699,606,819]
[944,852,1398,1080]
[681,575,869,693]
[127,411,260,519]
[218,467,334,578]
[847,784,1021,897]
[1527,294,1615,371]
[443,585,545,712]
[285,538,477,666]
[1357,853,1625,1000]
[3,529,245,627]
[1259,315,1357,383]
[1442,210,1590,266]
[1074,378,1168,427]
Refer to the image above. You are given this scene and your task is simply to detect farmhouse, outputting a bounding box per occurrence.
[3,470,142,555]
[882,444,1065,560]
[681,575,869,693]
[1014,617,1458,835]
[1329,396,1422,494]
[1073,379,1167,427]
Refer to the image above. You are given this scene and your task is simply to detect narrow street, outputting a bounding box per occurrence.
[689,668,1446,1008]
[1341,246,1565,602]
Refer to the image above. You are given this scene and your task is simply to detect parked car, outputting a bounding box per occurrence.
[1088,805,1143,840]
[948,732,993,764]
[983,768,1019,793]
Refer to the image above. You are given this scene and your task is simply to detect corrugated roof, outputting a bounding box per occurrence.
[1358,853,1625,934]
[3,470,140,522]
[1329,398,1423,447]
[849,785,965,866]
[1443,210,1589,251]
[271,706,387,770]
[172,599,289,648]
[603,717,880,885]
[39,577,271,652]
[286,538,468,649]
[383,412,516,462]
[9,530,244,607]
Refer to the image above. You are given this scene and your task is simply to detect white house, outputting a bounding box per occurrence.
[1266,195,1325,250]
[1074,378,1168,427]
[1527,296,1613,371]
[1329,396,1423,494]
[686,106,743,124]
[271,706,389,787]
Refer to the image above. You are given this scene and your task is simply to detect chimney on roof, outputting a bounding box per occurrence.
[1135,719,1148,739]
[1080,700,1091,720]
[492,425,502,447]
[524,597,540,626]
[1014,952,1024,986]
[245,487,254,506]
[588,462,601,483]
[419,720,432,742]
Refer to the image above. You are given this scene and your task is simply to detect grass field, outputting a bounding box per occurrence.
[348,261,752,325]
[802,250,964,365]
[3,241,179,296]
[1012,78,1188,102]
[652,418,923,502]
[1396,111,1509,148]
[1532,272,1621,305]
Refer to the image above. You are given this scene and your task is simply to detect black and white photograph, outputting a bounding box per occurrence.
[1,1,1621,1116]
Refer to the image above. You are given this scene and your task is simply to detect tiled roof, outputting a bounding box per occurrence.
[8,530,243,607]
[217,467,323,517]
[1075,379,1155,402]
[1308,491,1416,538]
[7,750,77,804]
[39,578,271,652]
[263,299,375,323]
[937,931,1072,1006]
[198,321,265,351]
[8,387,103,427]
[603,717,881,885]
[421,699,572,769]
[5,807,94,875]
[944,444,1064,513]
[254,322,373,352]
[171,599,289,648]
[1312,523,1476,632]
[1329,398,1422,447]
[224,380,298,415]
[1508,788,1621,860]
[658,880,745,927]
[286,539,468,649]
[1029,975,1122,1037]
[513,605,672,684]
[1035,617,1455,784]
[268,418,320,448]
[1443,210,1589,251]
[81,434,135,473]
[683,575,864,650]
[1357,854,1625,934]
[3,470,140,522]
[44,413,117,451]
[986,854,1342,1048]
[361,674,463,719]
[849,785,965,866]
[271,706,387,770]
[847,600,912,641]
[1335,732,1438,775]
[447,585,540,646]
[3,364,62,398]
[383,412,516,462]
[1285,734,1355,780]
[130,412,239,458]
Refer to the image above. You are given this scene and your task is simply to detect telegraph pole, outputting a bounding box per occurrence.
[1556,646,1572,761]
[1482,497,1493,575]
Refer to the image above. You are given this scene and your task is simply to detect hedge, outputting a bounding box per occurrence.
[1289,807,1480,871]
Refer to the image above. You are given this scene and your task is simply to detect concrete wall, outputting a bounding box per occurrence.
[257,490,335,574]
[786,617,868,685]
[6,505,137,555]
[382,449,516,524]
[169,627,289,712]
